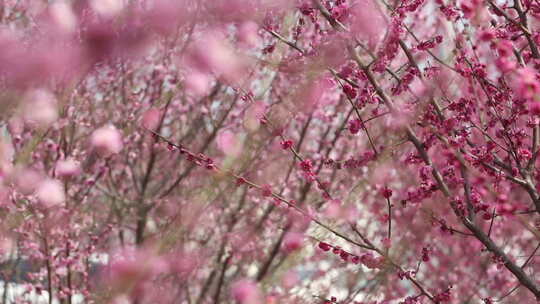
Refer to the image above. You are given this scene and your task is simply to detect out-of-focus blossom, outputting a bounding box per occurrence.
[49,1,78,32]
[14,169,43,195]
[349,1,385,48]
[91,126,123,156]
[0,133,13,181]
[90,0,124,17]
[55,159,81,178]
[281,270,299,289]
[7,117,24,136]
[141,108,161,131]
[231,279,262,304]
[324,199,342,219]
[238,21,260,48]
[460,0,482,19]
[36,179,65,208]
[108,248,169,294]
[141,0,188,36]
[185,72,212,96]
[478,29,495,42]
[217,130,243,157]
[295,77,333,113]
[514,68,540,101]
[0,31,81,88]
[22,89,58,127]
[187,31,246,82]
[282,232,304,253]
[243,101,266,132]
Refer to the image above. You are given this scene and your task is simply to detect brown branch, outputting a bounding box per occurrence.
[212,255,231,304]
[146,129,375,251]
[266,29,305,55]
[256,227,288,281]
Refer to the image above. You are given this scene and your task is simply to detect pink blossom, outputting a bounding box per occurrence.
[460,0,481,19]
[514,68,540,100]
[22,89,58,127]
[188,31,245,82]
[231,279,262,304]
[141,108,161,130]
[185,72,212,96]
[281,271,299,289]
[1,2,540,303]
[238,21,260,48]
[108,248,169,294]
[496,40,514,58]
[217,130,242,157]
[55,159,81,178]
[478,30,495,42]
[348,119,363,134]
[36,179,65,208]
[49,1,77,33]
[7,117,24,135]
[243,101,266,131]
[14,169,43,195]
[90,0,124,17]
[282,232,304,253]
[324,199,342,219]
[349,1,385,48]
[90,125,123,156]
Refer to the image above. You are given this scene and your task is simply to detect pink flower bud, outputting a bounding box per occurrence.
[280,140,293,150]
[348,119,363,134]
[318,242,331,251]
[380,186,393,199]
[91,126,123,156]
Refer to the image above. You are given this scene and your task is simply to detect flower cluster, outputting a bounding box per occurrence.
[318,242,383,269]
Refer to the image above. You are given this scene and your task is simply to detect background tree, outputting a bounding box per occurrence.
[1,0,540,303]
